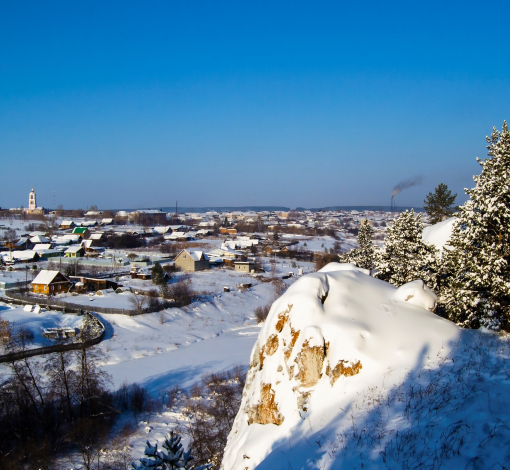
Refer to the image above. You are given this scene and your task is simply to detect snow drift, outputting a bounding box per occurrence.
[422,216,456,251]
[222,263,510,469]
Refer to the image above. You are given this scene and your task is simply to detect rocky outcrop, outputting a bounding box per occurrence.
[222,264,453,470]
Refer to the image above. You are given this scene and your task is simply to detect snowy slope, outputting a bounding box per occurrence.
[422,217,456,251]
[222,263,510,470]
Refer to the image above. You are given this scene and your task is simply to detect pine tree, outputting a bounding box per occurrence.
[341,219,376,272]
[132,431,211,470]
[151,262,165,287]
[441,122,510,330]
[374,210,438,287]
[423,183,457,224]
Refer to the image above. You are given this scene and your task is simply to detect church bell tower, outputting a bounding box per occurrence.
[29,188,36,211]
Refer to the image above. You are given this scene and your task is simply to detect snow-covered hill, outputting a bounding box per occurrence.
[422,217,456,251]
[222,263,510,470]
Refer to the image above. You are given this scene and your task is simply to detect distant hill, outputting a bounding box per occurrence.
[296,205,425,212]
[111,205,424,213]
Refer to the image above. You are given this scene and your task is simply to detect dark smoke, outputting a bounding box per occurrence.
[391,176,423,198]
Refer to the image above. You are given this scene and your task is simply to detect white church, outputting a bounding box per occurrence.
[25,188,44,214]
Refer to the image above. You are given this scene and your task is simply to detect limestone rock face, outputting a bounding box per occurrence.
[222,264,459,470]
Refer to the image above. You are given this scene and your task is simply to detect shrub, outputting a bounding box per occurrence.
[185,367,246,468]
[254,302,272,323]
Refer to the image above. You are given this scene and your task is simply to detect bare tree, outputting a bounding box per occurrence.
[128,291,148,314]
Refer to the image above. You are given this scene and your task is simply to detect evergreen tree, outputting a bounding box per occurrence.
[341,219,376,272]
[423,183,457,224]
[132,431,211,470]
[441,122,510,330]
[272,231,279,241]
[374,210,438,287]
[151,262,165,287]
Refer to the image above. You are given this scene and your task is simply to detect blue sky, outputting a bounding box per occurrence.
[1,1,509,210]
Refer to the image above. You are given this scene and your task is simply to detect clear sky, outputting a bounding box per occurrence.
[1,1,509,210]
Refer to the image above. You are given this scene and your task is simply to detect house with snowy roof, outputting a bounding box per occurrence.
[31,270,70,295]
[174,249,210,272]
[72,227,90,238]
[60,220,76,229]
[64,245,85,258]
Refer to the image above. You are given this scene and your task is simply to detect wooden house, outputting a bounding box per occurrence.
[72,227,90,239]
[32,270,70,295]
[60,220,75,229]
[174,249,210,272]
[64,245,85,258]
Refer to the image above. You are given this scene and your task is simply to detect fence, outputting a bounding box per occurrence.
[0,312,105,363]
[4,291,173,316]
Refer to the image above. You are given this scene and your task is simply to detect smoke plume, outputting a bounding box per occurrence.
[391,176,423,198]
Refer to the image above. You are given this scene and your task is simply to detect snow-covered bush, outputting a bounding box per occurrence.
[132,430,211,470]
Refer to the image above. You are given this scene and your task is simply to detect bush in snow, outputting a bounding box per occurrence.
[374,209,438,288]
[441,122,510,330]
[254,302,272,323]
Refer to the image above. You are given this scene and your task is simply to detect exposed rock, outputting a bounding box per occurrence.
[246,383,284,426]
[265,334,279,356]
[294,339,325,388]
[275,304,293,332]
[326,360,362,385]
[297,391,311,417]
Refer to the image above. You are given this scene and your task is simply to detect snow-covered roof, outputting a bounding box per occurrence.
[176,249,209,262]
[63,234,81,241]
[30,235,50,243]
[2,250,38,261]
[14,238,29,246]
[154,226,172,234]
[33,244,52,251]
[29,231,47,237]
[65,245,83,253]
[32,270,66,285]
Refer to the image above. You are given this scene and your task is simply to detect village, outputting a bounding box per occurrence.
[0,187,411,300]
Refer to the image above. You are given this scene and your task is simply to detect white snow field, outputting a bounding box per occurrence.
[0,303,83,351]
[94,281,282,390]
[222,263,510,470]
[422,216,456,251]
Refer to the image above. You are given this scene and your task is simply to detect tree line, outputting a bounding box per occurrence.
[339,122,510,330]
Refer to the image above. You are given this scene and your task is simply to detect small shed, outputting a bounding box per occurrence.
[234,261,255,273]
[60,220,76,229]
[65,245,85,258]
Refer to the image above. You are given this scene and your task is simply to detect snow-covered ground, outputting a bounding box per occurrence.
[422,216,456,251]
[0,303,83,352]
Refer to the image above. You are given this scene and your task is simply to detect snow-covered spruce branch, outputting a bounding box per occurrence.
[132,430,212,470]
